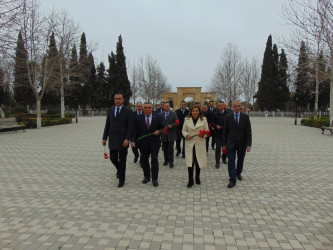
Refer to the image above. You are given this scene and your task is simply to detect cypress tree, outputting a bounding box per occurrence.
[106,51,118,106]
[115,35,132,104]
[65,45,79,108]
[294,41,311,110]
[42,32,60,108]
[13,31,35,106]
[317,52,330,110]
[78,32,90,107]
[256,35,276,111]
[86,52,96,107]
[92,62,107,109]
[277,49,290,109]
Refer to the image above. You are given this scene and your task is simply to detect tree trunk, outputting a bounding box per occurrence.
[0,106,5,117]
[60,81,65,118]
[330,75,333,126]
[314,61,319,120]
[36,98,42,128]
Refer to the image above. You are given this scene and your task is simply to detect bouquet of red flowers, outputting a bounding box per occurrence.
[175,119,179,125]
[222,147,228,154]
[138,127,167,141]
[186,130,210,140]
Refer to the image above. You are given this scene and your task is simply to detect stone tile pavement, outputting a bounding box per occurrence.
[0,116,332,250]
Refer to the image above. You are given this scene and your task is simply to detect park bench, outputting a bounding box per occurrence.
[0,117,26,132]
[321,120,333,134]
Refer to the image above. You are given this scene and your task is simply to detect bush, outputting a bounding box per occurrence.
[301,116,330,128]
[14,105,27,113]
[18,117,72,128]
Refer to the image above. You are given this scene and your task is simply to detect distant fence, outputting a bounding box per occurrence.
[247,111,329,118]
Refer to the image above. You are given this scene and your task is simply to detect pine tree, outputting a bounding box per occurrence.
[86,52,96,107]
[256,35,276,111]
[106,51,118,106]
[317,52,330,110]
[277,49,290,109]
[294,41,311,110]
[42,32,60,109]
[91,62,107,109]
[78,32,90,107]
[13,31,35,107]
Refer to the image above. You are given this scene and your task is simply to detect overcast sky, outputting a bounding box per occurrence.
[42,0,291,91]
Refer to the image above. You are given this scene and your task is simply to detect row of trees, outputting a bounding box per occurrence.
[208,43,260,109]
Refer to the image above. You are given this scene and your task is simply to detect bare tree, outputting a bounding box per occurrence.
[0,0,27,62]
[282,0,333,123]
[209,43,243,104]
[136,55,170,106]
[240,57,259,110]
[46,8,81,118]
[128,60,141,105]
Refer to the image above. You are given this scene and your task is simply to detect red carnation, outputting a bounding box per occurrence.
[209,124,212,128]
[205,130,210,137]
[164,127,168,134]
[222,148,228,154]
[199,130,204,137]
[175,119,179,125]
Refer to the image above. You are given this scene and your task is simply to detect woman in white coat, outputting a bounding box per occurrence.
[182,105,209,188]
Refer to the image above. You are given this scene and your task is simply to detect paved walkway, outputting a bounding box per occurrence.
[0,117,332,250]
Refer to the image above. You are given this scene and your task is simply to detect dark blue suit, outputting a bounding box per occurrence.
[132,113,164,182]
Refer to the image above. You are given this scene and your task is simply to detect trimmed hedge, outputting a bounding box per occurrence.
[301,115,330,128]
[19,118,72,129]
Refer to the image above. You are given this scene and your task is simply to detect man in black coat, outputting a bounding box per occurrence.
[161,102,178,168]
[102,93,133,188]
[175,100,189,158]
[202,104,210,153]
[154,101,164,113]
[207,100,216,150]
[131,102,164,187]
[132,102,143,164]
[211,101,230,168]
[223,100,252,188]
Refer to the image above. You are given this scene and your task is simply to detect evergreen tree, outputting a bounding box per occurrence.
[0,67,10,106]
[277,49,290,109]
[294,41,311,110]
[106,51,118,106]
[256,35,276,110]
[13,31,35,106]
[78,32,90,107]
[85,52,96,107]
[115,35,132,104]
[42,32,60,109]
[65,45,79,108]
[91,62,107,109]
[317,53,330,110]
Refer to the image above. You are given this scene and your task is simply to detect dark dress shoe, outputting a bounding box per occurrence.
[163,162,168,166]
[142,178,150,184]
[176,152,180,157]
[187,180,194,188]
[169,163,174,168]
[222,159,227,164]
[215,164,220,169]
[116,171,119,179]
[182,154,185,158]
[195,177,201,185]
[237,174,242,181]
[227,182,235,188]
[134,156,139,163]
[153,181,158,187]
[117,182,124,188]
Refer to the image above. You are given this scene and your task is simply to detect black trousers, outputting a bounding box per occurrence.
[188,145,200,180]
[109,148,128,183]
[210,130,216,148]
[140,145,160,181]
[132,146,139,158]
[215,136,227,165]
[162,140,174,164]
[176,130,185,155]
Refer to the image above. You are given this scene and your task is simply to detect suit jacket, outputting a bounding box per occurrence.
[161,110,178,142]
[175,108,189,132]
[154,107,164,113]
[211,109,231,138]
[103,105,133,150]
[132,113,164,150]
[223,112,252,151]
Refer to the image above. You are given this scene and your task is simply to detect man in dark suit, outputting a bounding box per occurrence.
[207,100,216,150]
[202,104,210,153]
[102,93,133,188]
[223,100,252,188]
[175,100,189,158]
[131,102,164,187]
[161,102,178,168]
[212,101,230,168]
[154,101,164,113]
[132,102,143,164]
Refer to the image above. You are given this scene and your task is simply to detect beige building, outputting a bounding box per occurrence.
[162,87,216,110]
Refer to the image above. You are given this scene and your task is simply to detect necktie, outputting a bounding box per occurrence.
[116,107,120,117]
[165,112,168,120]
[146,116,150,129]
[235,114,239,125]
[182,110,184,114]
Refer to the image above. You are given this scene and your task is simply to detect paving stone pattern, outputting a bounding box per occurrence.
[0,117,332,249]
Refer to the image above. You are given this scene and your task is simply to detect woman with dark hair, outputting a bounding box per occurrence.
[182,104,209,188]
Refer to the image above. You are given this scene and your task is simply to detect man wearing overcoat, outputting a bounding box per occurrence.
[175,100,189,158]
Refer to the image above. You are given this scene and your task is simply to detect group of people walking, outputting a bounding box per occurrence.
[102,93,252,189]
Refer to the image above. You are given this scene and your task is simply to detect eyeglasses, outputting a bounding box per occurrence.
[144,107,152,109]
